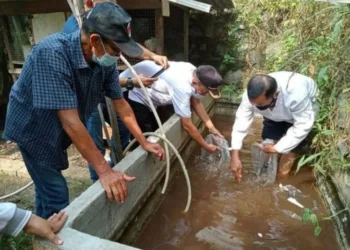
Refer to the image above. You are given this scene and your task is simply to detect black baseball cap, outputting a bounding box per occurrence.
[196,65,223,99]
[84,2,143,57]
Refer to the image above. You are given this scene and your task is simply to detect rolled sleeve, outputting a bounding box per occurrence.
[32,48,77,110]
[0,203,32,237]
[103,67,123,100]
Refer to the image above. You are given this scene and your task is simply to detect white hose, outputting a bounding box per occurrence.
[0,181,33,200]
[123,132,192,212]
[120,55,192,212]
[121,56,171,191]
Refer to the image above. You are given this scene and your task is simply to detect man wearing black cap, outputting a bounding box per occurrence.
[62,0,168,183]
[119,60,224,152]
[3,2,164,219]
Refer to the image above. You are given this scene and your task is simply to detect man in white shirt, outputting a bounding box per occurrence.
[120,60,223,153]
[230,72,318,181]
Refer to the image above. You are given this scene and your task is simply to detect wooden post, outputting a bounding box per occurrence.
[97,103,118,165]
[1,17,16,83]
[155,9,164,55]
[105,97,124,162]
[184,9,189,61]
[162,0,170,17]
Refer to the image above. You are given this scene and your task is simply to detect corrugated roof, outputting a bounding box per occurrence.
[168,0,233,13]
[169,0,212,13]
[198,0,234,9]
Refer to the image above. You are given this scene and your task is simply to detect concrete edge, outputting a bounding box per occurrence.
[33,228,140,250]
[34,96,215,250]
[317,174,350,250]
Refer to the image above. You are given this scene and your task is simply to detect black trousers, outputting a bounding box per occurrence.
[129,99,159,134]
[125,90,174,149]
[126,98,158,150]
[262,118,309,153]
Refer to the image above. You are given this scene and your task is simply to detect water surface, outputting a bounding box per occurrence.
[135,115,339,250]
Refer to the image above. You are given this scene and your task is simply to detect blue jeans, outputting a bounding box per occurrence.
[19,146,69,219]
[86,103,130,182]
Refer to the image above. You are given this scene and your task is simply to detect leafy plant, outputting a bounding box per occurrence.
[302,208,322,236]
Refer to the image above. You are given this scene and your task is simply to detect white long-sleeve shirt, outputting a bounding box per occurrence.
[120,61,200,118]
[231,71,318,153]
[0,203,32,236]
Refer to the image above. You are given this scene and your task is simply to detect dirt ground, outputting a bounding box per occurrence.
[0,140,92,211]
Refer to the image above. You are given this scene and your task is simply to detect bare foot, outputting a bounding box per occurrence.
[278,152,298,175]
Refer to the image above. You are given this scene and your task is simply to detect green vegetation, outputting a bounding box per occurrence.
[302,207,322,236]
[234,0,350,174]
[0,234,33,250]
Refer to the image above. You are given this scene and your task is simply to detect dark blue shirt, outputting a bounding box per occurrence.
[4,31,122,167]
[62,15,79,34]
[62,14,109,106]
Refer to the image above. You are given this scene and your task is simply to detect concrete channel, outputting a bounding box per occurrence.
[32,96,348,250]
[33,96,217,250]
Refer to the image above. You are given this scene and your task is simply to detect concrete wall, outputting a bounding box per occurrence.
[34,96,214,250]
[32,12,66,44]
[317,174,350,250]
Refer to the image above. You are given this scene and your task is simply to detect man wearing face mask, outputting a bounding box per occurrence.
[3,2,164,219]
[230,72,318,182]
[62,0,168,183]
[119,60,224,152]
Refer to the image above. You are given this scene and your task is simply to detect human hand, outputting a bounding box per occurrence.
[231,158,242,182]
[23,211,68,245]
[151,55,169,69]
[142,141,164,161]
[258,143,277,153]
[209,127,224,138]
[99,169,136,203]
[205,144,219,153]
[133,74,157,88]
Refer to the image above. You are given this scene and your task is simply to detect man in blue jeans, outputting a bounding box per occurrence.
[4,2,165,218]
[63,0,168,182]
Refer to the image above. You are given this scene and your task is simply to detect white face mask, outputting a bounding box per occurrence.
[92,37,119,67]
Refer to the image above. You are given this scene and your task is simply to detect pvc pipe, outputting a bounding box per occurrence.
[0,181,33,200]
[124,132,192,212]
[119,55,171,194]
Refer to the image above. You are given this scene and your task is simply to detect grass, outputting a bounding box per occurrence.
[0,234,34,250]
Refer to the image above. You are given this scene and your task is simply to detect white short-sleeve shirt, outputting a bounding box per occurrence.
[120,61,199,118]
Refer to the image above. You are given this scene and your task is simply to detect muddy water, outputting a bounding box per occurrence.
[135,115,340,250]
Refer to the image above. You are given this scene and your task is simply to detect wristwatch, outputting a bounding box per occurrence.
[126,77,134,90]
